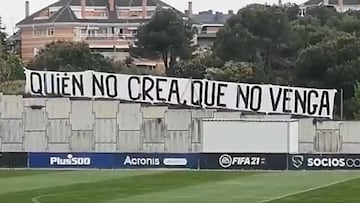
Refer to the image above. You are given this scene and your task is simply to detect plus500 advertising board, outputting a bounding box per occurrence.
[28,153,114,169]
[114,153,199,169]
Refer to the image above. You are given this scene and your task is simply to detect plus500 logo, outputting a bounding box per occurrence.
[49,154,91,166]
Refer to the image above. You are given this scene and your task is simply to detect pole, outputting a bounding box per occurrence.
[340,88,344,120]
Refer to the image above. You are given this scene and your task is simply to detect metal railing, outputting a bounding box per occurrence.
[74,34,136,41]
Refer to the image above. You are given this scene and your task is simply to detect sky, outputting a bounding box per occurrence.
[0,0,304,34]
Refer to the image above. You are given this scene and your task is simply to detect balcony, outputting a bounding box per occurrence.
[74,34,135,49]
[197,32,217,39]
[75,33,135,40]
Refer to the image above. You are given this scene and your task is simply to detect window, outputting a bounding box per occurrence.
[147,10,155,17]
[47,27,55,36]
[33,28,55,37]
[88,29,97,37]
[98,28,107,35]
[100,11,108,17]
[131,30,138,35]
[94,9,108,17]
[81,29,87,35]
[33,29,46,37]
[33,47,40,56]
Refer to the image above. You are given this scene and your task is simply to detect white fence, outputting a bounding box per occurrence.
[0,94,359,153]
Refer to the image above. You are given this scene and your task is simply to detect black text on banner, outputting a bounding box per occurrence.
[24,69,337,118]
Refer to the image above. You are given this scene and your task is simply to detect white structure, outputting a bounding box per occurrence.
[202,119,299,153]
[0,94,359,154]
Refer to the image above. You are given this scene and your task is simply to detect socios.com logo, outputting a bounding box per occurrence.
[346,159,360,167]
[291,155,304,169]
[219,154,233,168]
[307,157,360,168]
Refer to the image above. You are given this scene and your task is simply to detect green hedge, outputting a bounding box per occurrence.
[0,80,25,95]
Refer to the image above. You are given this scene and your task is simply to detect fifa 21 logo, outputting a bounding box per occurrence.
[219,154,263,168]
[291,155,360,169]
[50,154,91,166]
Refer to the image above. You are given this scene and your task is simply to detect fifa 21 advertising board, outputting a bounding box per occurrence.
[24,68,337,118]
[289,154,360,170]
[199,153,288,170]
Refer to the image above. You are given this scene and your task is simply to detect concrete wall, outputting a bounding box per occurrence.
[298,120,360,153]
[0,95,225,153]
[0,95,360,153]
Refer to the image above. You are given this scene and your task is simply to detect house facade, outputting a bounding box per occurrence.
[192,9,233,51]
[16,0,234,63]
[300,0,360,16]
[17,0,174,62]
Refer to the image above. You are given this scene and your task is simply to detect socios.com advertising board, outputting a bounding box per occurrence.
[289,154,360,170]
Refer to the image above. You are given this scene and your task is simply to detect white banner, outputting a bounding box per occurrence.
[24,68,337,119]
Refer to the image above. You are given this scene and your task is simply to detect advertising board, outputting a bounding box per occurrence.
[114,153,198,169]
[28,153,114,169]
[289,154,360,170]
[199,153,287,170]
[28,153,199,169]
[0,153,28,168]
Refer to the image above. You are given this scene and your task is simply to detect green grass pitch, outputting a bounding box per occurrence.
[0,170,360,203]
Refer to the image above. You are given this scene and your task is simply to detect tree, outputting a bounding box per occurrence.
[213,4,295,84]
[305,6,341,26]
[112,60,157,75]
[294,33,360,89]
[0,42,24,91]
[205,61,266,83]
[213,23,259,62]
[172,52,223,79]
[284,3,300,21]
[1,54,24,82]
[347,82,360,120]
[0,50,8,83]
[28,41,114,72]
[293,33,360,119]
[0,30,6,48]
[136,8,193,75]
[338,15,360,36]
[291,16,339,49]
